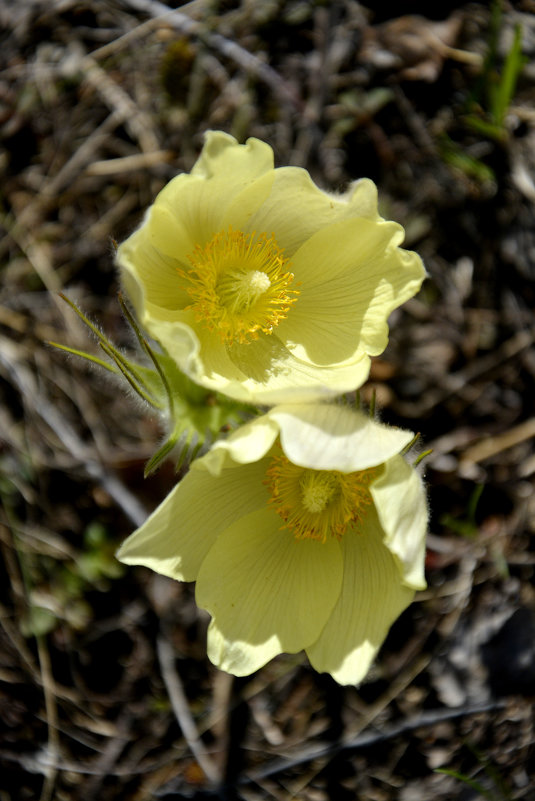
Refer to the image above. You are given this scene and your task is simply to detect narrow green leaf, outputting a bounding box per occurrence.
[467,483,484,522]
[99,342,163,409]
[48,341,119,374]
[144,428,183,477]
[463,114,508,143]
[58,292,162,404]
[174,435,198,473]
[401,432,421,456]
[493,23,525,125]
[118,294,174,414]
[58,292,113,346]
[436,768,497,801]
[440,138,496,182]
[413,448,433,467]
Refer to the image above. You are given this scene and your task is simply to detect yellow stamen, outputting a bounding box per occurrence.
[265,452,379,542]
[180,228,299,345]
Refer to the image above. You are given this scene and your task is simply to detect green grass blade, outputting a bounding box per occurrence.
[436,768,497,801]
[493,23,525,125]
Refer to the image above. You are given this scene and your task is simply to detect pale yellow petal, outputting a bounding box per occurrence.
[306,509,414,685]
[191,131,274,182]
[142,308,332,408]
[291,218,404,287]
[141,311,204,379]
[246,355,371,405]
[370,455,428,590]
[268,405,414,471]
[153,322,371,404]
[116,457,270,581]
[141,309,350,405]
[229,168,380,256]
[153,132,274,251]
[223,336,371,404]
[147,312,263,404]
[117,133,275,306]
[359,247,425,356]
[147,197,199,261]
[175,311,252,398]
[277,217,425,364]
[197,508,343,676]
[149,315,341,405]
[117,224,191,313]
[202,417,280,473]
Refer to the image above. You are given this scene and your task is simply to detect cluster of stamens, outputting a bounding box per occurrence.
[265,451,378,542]
[180,228,299,346]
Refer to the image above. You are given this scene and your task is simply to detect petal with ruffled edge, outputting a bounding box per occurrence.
[191,130,273,183]
[306,508,414,685]
[197,507,343,676]
[371,455,428,590]
[146,310,251,399]
[116,457,270,581]
[201,403,413,475]
[277,217,425,365]
[140,311,362,407]
[148,315,373,405]
[117,133,274,313]
[225,168,381,257]
[154,132,274,256]
[268,404,414,472]
[222,335,372,405]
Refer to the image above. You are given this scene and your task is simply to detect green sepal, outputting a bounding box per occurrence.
[98,341,164,409]
[54,293,258,475]
[52,294,163,409]
[413,449,433,467]
[47,341,119,374]
[142,346,257,475]
[143,427,183,477]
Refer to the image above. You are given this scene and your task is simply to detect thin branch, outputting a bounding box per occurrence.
[122,0,301,111]
[243,700,508,785]
[156,636,221,785]
[36,636,59,801]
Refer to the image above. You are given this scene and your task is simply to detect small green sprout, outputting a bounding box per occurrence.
[464,0,526,142]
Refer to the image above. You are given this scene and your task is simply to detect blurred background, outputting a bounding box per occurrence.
[1,1,535,799]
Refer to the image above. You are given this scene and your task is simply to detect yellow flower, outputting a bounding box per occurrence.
[117,404,428,685]
[117,132,426,405]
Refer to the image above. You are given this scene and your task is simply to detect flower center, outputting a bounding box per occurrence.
[180,228,299,345]
[265,453,378,542]
[300,471,339,513]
